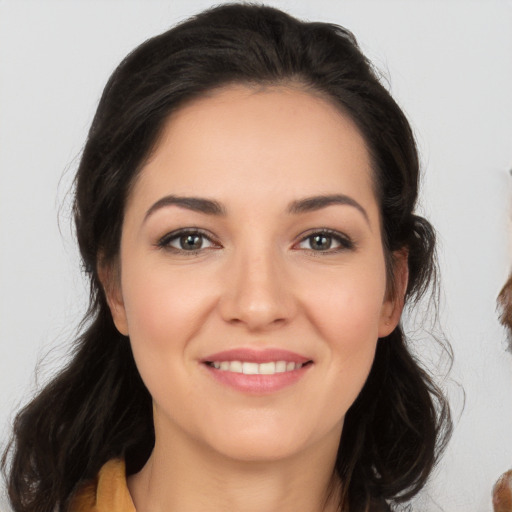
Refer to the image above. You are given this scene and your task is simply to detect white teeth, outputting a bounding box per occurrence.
[242,362,259,375]
[229,360,243,373]
[275,361,287,373]
[209,360,306,375]
[259,362,276,375]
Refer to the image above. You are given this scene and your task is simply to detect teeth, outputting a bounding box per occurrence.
[229,360,243,373]
[259,362,276,375]
[275,361,287,373]
[242,362,259,375]
[209,360,306,375]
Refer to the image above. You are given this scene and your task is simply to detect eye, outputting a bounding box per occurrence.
[296,230,354,252]
[157,229,218,253]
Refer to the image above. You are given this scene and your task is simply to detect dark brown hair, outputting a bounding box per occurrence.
[2,4,451,511]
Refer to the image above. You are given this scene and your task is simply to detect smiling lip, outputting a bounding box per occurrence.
[201,348,313,394]
[203,348,311,364]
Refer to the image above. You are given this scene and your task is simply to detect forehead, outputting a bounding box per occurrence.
[129,85,377,219]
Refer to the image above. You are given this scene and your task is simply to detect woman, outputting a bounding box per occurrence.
[2,4,451,512]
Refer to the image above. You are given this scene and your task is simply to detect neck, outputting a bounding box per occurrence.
[128,418,343,512]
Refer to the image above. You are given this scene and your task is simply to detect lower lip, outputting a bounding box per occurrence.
[203,364,311,394]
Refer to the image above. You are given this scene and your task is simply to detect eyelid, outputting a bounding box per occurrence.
[156,227,221,252]
[294,228,355,252]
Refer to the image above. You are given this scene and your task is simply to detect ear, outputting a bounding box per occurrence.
[98,258,129,336]
[378,249,409,338]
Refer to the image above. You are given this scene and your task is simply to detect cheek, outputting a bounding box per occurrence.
[118,261,217,399]
[305,264,387,346]
[301,262,387,406]
[119,265,218,430]
[121,260,214,346]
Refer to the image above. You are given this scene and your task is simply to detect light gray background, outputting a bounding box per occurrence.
[1,1,511,511]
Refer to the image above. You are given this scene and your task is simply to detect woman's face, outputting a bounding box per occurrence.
[106,85,404,462]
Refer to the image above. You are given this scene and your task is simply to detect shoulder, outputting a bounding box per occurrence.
[68,459,136,512]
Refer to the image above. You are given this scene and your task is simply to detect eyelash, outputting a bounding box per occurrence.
[156,228,219,255]
[156,228,355,255]
[296,228,355,254]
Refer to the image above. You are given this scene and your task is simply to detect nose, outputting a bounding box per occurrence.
[218,246,297,332]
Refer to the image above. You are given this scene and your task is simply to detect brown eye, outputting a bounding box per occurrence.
[297,230,354,252]
[179,234,204,250]
[309,234,332,251]
[158,229,217,252]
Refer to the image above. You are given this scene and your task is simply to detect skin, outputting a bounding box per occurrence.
[102,85,407,512]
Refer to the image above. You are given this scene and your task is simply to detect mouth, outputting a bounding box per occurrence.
[201,348,313,393]
[204,360,312,375]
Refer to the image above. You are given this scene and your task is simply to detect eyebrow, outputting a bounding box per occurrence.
[144,193,369,225]
[287,194,370,224]
[144,195,226,221]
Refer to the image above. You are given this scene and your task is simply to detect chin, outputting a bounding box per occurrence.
[210,434,305,463]
[199,414,335,464]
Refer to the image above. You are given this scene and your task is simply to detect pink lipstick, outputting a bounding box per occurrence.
[201,348,313,394]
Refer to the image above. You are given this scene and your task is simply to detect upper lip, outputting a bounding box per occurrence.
[202,348,311,364]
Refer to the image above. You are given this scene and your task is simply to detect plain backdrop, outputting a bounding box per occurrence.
[1,1,511,511]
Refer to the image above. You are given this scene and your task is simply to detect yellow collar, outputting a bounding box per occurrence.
[70,459,136,512]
